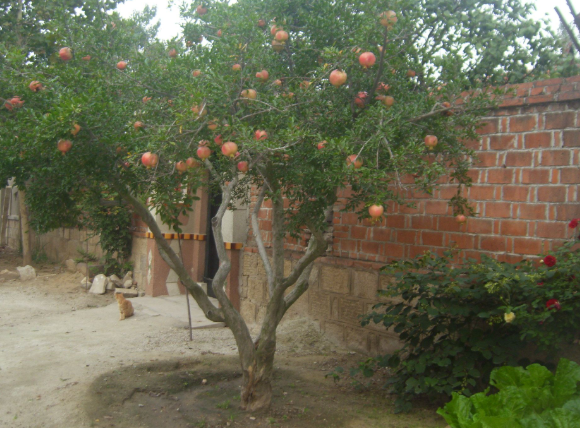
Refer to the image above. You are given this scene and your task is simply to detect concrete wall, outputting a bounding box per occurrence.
[2,186,103,262]
[239,76,580,354]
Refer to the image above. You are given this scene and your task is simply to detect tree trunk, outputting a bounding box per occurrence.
[240,341,276,411]
[18,188,32,265]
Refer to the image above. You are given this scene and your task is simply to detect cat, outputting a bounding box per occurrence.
[115,292,134,320]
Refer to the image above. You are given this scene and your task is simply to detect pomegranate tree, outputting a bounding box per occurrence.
[0,0,510,414]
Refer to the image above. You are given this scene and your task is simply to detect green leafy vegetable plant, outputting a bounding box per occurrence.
[437,358,580,428]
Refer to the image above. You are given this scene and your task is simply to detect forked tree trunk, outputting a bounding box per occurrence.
[240,343,276,411]
[117,175,330,413]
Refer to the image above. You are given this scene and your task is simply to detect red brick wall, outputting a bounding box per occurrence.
[240,76,580,353]
[247,76,580,266]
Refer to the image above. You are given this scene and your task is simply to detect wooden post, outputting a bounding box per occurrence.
[0,187,11,246]
[18,188,32,265]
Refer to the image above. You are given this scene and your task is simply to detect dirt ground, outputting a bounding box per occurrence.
[0,247,445,428]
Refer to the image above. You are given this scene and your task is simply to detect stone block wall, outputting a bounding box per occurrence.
[239,76,580,355]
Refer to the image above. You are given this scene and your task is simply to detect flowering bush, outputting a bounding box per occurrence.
[358,222,580,412]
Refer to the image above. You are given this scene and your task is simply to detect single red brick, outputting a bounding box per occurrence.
[422,231,444,247]
[438,186,463,199]
[384,243,404,259]
[541,150,570,166]
[476,152,498,167]
[424,200,450,215]
[399,203,421,214]
[466,219,493,234]
[505,152,532,167]
[362,241,381,255]
[351,226,368,240]
[489,135,517,150]
[486,202,512,218]
[476,119,499,135]
[561,168,580,184]
[397,230,418,244]
[535,222,567,239]
[516,82,535,90]
[520,168,550,184]
[487,169,514,184]
[386,215,405,228]
[556,204,580,221]
[502,186,529,202]
[563,130,580,147]
[537,187,567,203]
[530,87,544,96]
[500,220,528,236]
[446,233,476,249]
[466,170,481,182]
[411,216,435,230]
[528,95,555,104]
[341,213,360,225]
[462,138,482,150]
[518,204,547,220]
[438,216,463,232]
[340,239,358,252]
[524,132,552,148]
[544,112,576,130]
[500,98,524,107]
[373,228,391,242]
[510,115,537,132]
[469,186,496,200]
[480,236,507,252]
[513,238,542,255]
[558,91,580,102]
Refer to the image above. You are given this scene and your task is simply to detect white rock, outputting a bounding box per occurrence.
[80,277,92,290]
[65,259,77,273]
[123,280,133,289]
[17,265,36,281]
[89,274,108,294]
[122,271,133,284]
[109,274,123,287]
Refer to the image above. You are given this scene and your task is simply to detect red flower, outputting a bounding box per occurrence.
[546,299,561,311]
[569,219,580,228]
[543,255,556,267]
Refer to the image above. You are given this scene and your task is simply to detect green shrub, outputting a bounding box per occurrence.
[437,358,580,428]
[359,232,580,412]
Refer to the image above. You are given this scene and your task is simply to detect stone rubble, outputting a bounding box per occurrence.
[80,277,92,290]
[108,274,123,287]
[114,288,138,298]
[65,259,77,273]
[17,265,36,281]
[88,274,108,295]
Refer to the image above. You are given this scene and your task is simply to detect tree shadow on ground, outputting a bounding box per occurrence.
[85,354,445,428]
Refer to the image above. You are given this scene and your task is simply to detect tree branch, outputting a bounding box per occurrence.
[280,209,331,290]
[251,186,274,295]
[119,187,224,322]
[556,7,580,56]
